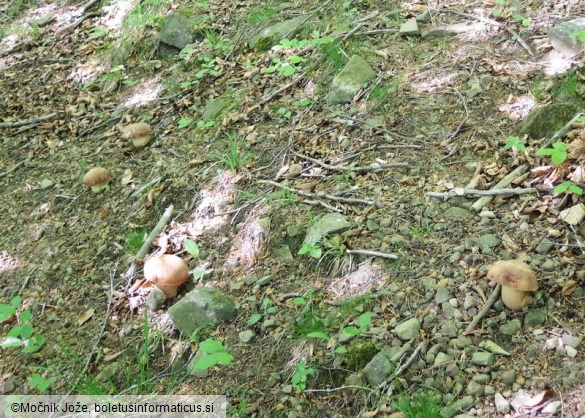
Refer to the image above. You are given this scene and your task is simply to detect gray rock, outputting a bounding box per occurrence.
[524,310,547,327]
[541,259,555,271]
[249,16,306,51]
[434,352,453,367]
[327,55,376,105]
[168,287,236,335]
[435,287,451,304]
[415,10,431,23]
[400,18,420,37]
[273,245,294,264]
[187,350,209,377]
[499,319,521,336]
[444,206,470,218]
[159,11,208,50]
[467,381,483,396]
[202,99,226,121]
[446,396,474,415]
[452,336,472,349]
[363,350,392,385]
[519,104,579,139]
[464,294,478,309]
[548,18,585,57]
[472,374,490,384]
[146,287,167,312]
[2,377,17,394]
[239,330,255,343]
[440,320,459,338]
[442,302,456,319]
[561,335,582,348]
[566,346,577,357]
[473,234,500,253]
[302,213,352,247]
[494,392,510,413]
[535,238,554,254]
[395,318,420,340]
[484,385,495,396]
[501,370,517,385]
[262,319,277,331]
[472,352,494,366]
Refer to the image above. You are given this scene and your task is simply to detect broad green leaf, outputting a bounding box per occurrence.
[0,304,16,322]
[551,152,567,164]
[247,314,262,326]
[342,326,360,336]
[178,118,193,129]
[183,239,200,258]
[293,297,306,305]
[553,141,567,151]
[214,351,233,365]
[192,354,218,371]
[357,312,372,330]
[334,346,347,354]
[199,338,225,354]
[11,296,22,309]
[19,323,34,339]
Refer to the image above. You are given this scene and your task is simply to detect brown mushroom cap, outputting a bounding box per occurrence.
[82,167,109,191]
[487,260,538,291]
[143,254,189,297]
[119,122,152,147]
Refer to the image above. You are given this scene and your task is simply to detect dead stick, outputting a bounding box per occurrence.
[123,205,174,282]
[292,151,407,172]
[346,249,398,260]
[0,112,57,128]
[464,284,501,335]
[470,165,528,211]
[427,187,536,199]
[259,179,376,205]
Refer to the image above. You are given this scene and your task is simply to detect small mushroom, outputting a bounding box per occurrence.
[82,167,109,193]
[119,122,152,147]
[143,254,189,298]
[487,260,538,310]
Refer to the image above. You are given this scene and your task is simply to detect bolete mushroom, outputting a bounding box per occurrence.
[82,167,109,193]
[143,254,189,298]
[487,260,538,310]
[119,122,152,147]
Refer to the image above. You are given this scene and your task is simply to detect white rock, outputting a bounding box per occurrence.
[495,392,510,413]
[545,337,558,350]
[566,346,577,357]
[541,401,562,414]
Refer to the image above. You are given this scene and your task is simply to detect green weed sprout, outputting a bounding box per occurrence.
[504,136,526,152]
[554,180,583,195]
[538,141,568,164]
[191,338,233,372]
[291,360,315,393]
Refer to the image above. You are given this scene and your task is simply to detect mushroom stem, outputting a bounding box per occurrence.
[156,284,179,298]
[91,185,103,193]
[501,286,532,310]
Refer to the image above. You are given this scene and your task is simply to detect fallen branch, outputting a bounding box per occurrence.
[346,249,397,260]
[123,205,174,283]
[258,179,376,205]
[292,151,408,172]
[427,187,536,200]
[464,284,501,335]
[470,164,528,211]
[0,112,57,128]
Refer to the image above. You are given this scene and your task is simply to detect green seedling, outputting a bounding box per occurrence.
[197,120,216,130]
[538,141,568,164]
[298,243,322,259]
[178,118,193,129]
[293,98,311,107]
[191,338,233,372]
[504,135,526,151]
[183,239,200,258]
[1,296,45,353]
[342,311,372,337]
[28,373,57,393]
[554,180,583,195]
[291,360,315,393]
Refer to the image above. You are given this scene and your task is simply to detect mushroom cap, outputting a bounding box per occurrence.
[487,260,538,291]
[143,254,189,287]
[82,167,109,187]
[119,122,151,140]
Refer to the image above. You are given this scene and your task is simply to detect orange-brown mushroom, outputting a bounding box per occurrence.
[143,254,189,298]
[119,122,152,147]
[82,167,109,193]
[487,260,538,310]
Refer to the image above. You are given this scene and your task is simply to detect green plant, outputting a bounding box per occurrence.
[291,360,315,393]
[178,117,193,129]
[276,106,292,120]
[28,372,57,393]
[247,4,278,25]
[493,0,531,27]
[298,243,322,258]
[341,311,372,337]
[0,296,45,353]
[191,338,233,372]
[575,30,585,43]
[183,239,200,257]
[554,180,583,195]
[88,26,109,40]
[196,120,216,130]
[538,141,568,164]
[504,135,526,151]
[263,55,305,78]
[215,133,249,171]
[551,70,581,103]
[124,229,147,254]
[394,390,443,418]
[293,98,311,107]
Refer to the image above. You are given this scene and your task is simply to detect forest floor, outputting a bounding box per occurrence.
[1,0,585,417]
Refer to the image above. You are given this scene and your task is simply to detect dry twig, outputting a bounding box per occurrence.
[259,179,376,205]
[464,284,501,334]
